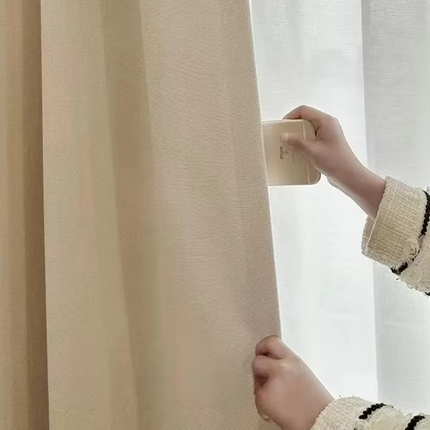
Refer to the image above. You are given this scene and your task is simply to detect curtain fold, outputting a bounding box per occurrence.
[0,1,49,429]
[1,0,280,428]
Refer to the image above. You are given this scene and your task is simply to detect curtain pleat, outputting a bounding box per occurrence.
[1,0,280,429]
[0,1,49,429]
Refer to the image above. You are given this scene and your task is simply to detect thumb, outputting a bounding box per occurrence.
[280,133,315,160]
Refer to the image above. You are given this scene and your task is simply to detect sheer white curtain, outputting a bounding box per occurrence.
[251,0,430,411]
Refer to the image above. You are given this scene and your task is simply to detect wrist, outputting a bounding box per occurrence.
[333,163,369,194]
[338,166,386,218]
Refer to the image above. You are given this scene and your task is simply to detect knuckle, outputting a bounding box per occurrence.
[276,362,297,381]
[252,355,264,369]
[295,138,305,148]
[287,136,303,148]
[273,361,295,380]
[256,395,268,415]
[265,335,280,348]
[259,389,271,404]
[279,355,302,372]
[289,353,304,368]
[277,360,291,372]
[327,115,339,126]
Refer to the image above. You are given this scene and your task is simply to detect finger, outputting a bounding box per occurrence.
[253,375,265,393]
[260,413,272,423]
[283,105,327,127]
[280,133,316,162]
[252,355,276,379]
[254,390,273,423]
[255,335,292,359]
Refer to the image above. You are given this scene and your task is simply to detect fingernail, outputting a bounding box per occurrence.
[260,414,272,423]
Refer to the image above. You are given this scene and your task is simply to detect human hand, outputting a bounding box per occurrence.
[281,106,386,218]
[281,105,364,190]
[252,336,333,430]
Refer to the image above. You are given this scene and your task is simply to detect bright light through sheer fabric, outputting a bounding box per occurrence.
[251,0,430,410]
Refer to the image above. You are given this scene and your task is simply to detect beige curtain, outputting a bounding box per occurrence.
[0,0,280,429]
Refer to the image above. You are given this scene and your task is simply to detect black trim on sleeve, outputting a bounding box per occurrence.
[420,191,430,237]
[359,403,386,420]
[392,262,408,277]
[405,415,425,430]
[392,190,430,277]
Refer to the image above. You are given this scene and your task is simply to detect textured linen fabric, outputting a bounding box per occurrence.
[1,0,280,429]
[0,1,49,429]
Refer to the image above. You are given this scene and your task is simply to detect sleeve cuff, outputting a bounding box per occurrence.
[399,230,430,293]
[312,397,372,430]
[362,177,427,268]
[312,397,430,430]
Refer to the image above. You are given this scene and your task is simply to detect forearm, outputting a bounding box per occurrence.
[358,176,430,292]
[337,165,386,220]
[336,167,430,292]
